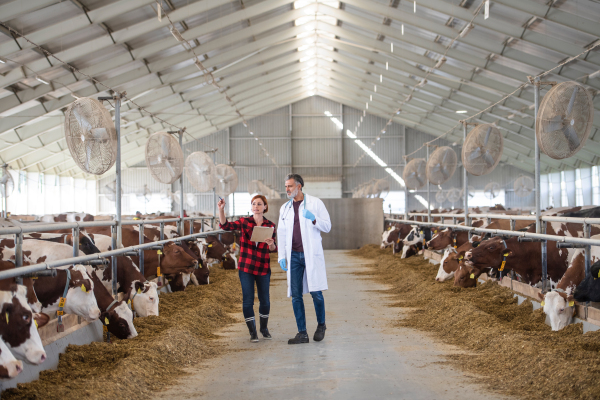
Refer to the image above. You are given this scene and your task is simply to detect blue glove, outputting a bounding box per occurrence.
[302,209,316,221]
[279,259,287,271]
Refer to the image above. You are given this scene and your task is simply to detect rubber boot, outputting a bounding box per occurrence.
[246,319,259,343]
[259,316,271,339]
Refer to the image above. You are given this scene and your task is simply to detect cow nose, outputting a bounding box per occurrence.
[39,354,46,363]
[15,363,22,373]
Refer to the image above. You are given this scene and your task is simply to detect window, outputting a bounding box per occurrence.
[575,169,583,207]
[382,191,406,214]
[548,181,554,208]
[229,192,253,216]
[593,166,600,205]
[560,171,568,207]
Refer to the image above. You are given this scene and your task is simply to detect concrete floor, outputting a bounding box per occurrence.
[156,250,508,400]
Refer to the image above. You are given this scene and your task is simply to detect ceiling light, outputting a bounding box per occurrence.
[386,62,388,70]
[366,103,369,109]
[346,130,356,138]
[250,131,254,135]
[391,42,394,52]
[414,1,416,13]
[589,70,600,79]
[370,95,372,101]
[374,85,377,92]
[456,110,467,114]
[36,76,49,85]
[401,24,404,35]
[0,58,5,64]
[380,74,383,83]
[484,0,489,19]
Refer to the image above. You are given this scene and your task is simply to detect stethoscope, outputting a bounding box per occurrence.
[281,197,307,221]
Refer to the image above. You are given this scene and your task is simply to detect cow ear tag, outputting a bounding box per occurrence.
[569,300,574,307]
[458,255,464,260]
[208,244,213,247]
[4,313,8,324]
[470,273,475,279]
[541,301,545,306]
[598,270,600,278]
[81,284,86,293]
[103,325,108,333]
[34,320,38,329]
[104,317,109,325]
[157,250,162,255]
[137,288,142,294]
[503,252,510,257]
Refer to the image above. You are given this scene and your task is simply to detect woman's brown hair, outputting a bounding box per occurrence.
[251,194,268,213]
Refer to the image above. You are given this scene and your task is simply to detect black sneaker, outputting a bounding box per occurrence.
[314,323,326,342]
[250,331,259,343]
[288,332,309,345]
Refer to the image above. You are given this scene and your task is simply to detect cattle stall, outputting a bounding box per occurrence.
[0,214,220,390]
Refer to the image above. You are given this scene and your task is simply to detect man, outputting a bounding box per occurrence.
[134,211,142,220]
[277,173,331,344]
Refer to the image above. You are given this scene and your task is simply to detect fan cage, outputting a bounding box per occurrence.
[426,146,457,185]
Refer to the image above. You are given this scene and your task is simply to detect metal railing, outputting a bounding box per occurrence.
[387,212,599,293]
[0,216,219,296]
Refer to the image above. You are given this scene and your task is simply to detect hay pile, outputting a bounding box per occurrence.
[3,268,242,400]
[351,244,600,400]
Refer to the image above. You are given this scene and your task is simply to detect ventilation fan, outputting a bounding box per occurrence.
[215,164,239,198]
[185,152,216,192]
[145,132,184,184]
[537,81,594,160]
[0,165,14,199]
[447,188,461,203]
[427,147,457,185]
[101,181,122,202]
[185,193,196,208]
[64,97,117,175]
[435,189,447,204]
[462,124,503,176]
[136,184,151,203]
[371,179,390,198]
[514,175,534,197]
[484,182,501,199]
[403,158,427,189]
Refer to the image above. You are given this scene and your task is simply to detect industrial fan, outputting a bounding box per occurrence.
[484,182,501,199]
[402,158,427,189]
[537,81,594,160]
[64,97,117,175]
[514,176,534,197]
[215,164,239,198]
[136,184,152,203]
[145,132,184,184]
[462,124,503,176]
[427,147,457,185]
[185,152,216,192]
[371,179,390,198]
[435,189,447,204]
[447,188,461,204]
[101,181,122,202]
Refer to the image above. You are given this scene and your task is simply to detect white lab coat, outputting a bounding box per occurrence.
[277,194,331,297]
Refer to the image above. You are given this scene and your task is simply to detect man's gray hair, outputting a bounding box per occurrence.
[285,173,304,188]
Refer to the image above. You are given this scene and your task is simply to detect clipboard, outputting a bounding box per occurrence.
[250,226,274,243]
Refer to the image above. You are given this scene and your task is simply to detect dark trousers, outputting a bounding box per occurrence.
[239,270,271,324]
[290,251,325,333]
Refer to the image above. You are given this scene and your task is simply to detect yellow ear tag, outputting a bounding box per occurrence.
[81,284,86,293]
[541,301,545,306]
[157,250,162,255]
[499,260,506,271]
[34,320,38,329]
[157,267,162,277]
[470,273,475,279]
[458,256,464,260]
[208,244,213,248]
[103,325,108,333]
[503,252,510,257]
[5,313,8,324]
[58,297,66,308]
[569,300,574,307]
[137,288,142,295]
[598,270,600,278]
[104,317,109,325]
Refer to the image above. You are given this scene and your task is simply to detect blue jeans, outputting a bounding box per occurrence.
[290,251,325,333]
[239,270,270,323]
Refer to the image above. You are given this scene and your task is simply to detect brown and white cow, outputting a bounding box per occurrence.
[24,232,100,255]
[198,235,237,270]
[0,334,22,378]
[39,213,94,223]
[435,236,482,282]
[0,286,46,365]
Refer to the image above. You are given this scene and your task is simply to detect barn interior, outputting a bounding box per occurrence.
[0,0,600,398]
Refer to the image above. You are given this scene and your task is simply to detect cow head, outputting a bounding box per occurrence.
[453,262,480,288]
[130,281,159,317]
[160,242,198,274]
[64,266,101,322]
[573,260,600,303]
[198,237,228,264]
[78,233,100,255]
[538,291,574,331]
[0,286,46,365]
[435,247,458,282]
[165,273,189,292]
[402,227,431,258]
[464,237,512,270]
[102,301,137,340]
[192,264,210,285]
[381,226,399,249]
[0,336,23,378]
[427,228,453,250]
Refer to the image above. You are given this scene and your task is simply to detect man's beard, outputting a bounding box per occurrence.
[286,187,299,199]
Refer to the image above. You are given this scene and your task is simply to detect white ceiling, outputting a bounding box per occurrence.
[0,0,599,179]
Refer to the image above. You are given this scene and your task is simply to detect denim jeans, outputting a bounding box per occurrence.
[239,270,271,323]
[290,251,325,333]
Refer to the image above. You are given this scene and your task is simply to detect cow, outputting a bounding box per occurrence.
[24,232,100,255]
[427,220,485,251]
[0,286,46,365]
[198,235,238,270]
[0,335,22,379]
[91,234,159,317]
[87,270,137,339]
[435,236,482,282]
[0,246,42,313]
[401,227,434,259]
[573,237,600,303]
[39,213,94,223]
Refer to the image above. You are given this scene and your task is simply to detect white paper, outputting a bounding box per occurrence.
[250,226,274,243]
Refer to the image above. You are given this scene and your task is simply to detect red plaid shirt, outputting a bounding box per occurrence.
[219,217,277,276]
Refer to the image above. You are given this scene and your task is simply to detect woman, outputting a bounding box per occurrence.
[218,195,277,342]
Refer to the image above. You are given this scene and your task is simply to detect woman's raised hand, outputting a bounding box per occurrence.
[217,198,226,210]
